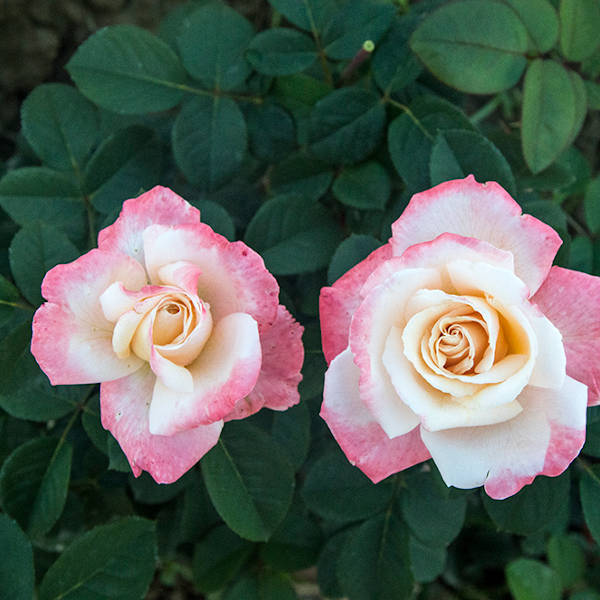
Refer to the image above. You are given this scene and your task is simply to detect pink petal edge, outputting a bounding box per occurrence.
[101,366,223,484]
[533,265,600,406]
[226,305,304,421]
[321,348,430,483]
[391,176,562,296]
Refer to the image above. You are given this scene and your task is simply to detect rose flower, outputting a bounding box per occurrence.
[31,187,303,483]
[320,176,599,499]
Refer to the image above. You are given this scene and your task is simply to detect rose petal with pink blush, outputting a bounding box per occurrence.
[148,312,262,435]
[420,376,587,499]
[227,305,304,421]
[100,366,223,484]
[97,186,200,266]
[320,243,393,364]
[321,348,430,483]
[31,249,148,385]
[349,267,441,438]
[533,266,600,405]
[143,224,279,333]
[391,176,562,295]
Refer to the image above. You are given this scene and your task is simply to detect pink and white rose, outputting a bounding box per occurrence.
[31,186,303,483]
[320,175,598,499]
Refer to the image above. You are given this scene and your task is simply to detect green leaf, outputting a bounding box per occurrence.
[21,83,98,171]
[483,472,570,535]
[388,97,474,192]
[0,167,86,241]
[202,420,295,541]
[566,70,587,147]
[39,517,156,600]
[271,402,311,470]
[225,571,298,600]
[338,511,414,600]
[0,322,84,422]
[107,433,131,473]
[266,0,338,32]
[506,558,562,600]
[247,28,316,76]
[409,536,446,583]
[321,0,395,60]
[372,17,422,94]
[522,60,577,173]
[301,450,394,522]
[559,0,600,61]
[129,470,190,505]
[85,126,162,214]
[429,129,516,195]
[586,80,600,110]
[0,274,20,328]
[333,161,391,210]
[317,529,354,599]
[0,514,34,600]
[245,102,296,162]
[584,177,600,233]
[401,470,467,547]
[9,222,79,306]
[260,494,322,571]
[569,235,593,273]
[193,198,236,240]
[269,155,333,200]
[503,0,559,53]
[579,464,600,545]
[173,96,247,191]
[309,88,386,164]
[244,194,343,275]
[67,25,187,114]
[177,4,254,90]
[0,437,72,538]
[547,534,585,589]
[328,234,381,285]
[193,525,254,593]
[410,0,528,94]
[583,407,600,458]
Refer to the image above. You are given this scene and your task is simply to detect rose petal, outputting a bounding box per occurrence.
[533,266,600,405]
[420,376,587,499]
[391,176,562,295]
[143,224,279,333]
[321,348,430,483]
[100,366,223,484]
[320,243,393,364]
[226,305,304,421]
[148,312,262,435]
[349,267,441,438]
[383,325,524,431]
[97,186,200,266]
[31,250,147,385]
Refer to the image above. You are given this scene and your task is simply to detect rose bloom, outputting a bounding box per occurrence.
[320,176,600,499]
[31,187,303,483]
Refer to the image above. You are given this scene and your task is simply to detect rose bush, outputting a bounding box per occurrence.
[30,186,303,483]
[320,175,600,499]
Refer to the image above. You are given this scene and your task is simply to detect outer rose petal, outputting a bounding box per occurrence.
[31,249,147,385]
[148,312,262,435]
[420,376,587,499]
[533,266,600,405]
[321,348,430,483]
[350,267,441,438]
[101,366,223,484]
[226,305,304,421]
[391,176,562,295]
[320,243,393,364]
[143,224,279,333]
[98,186,200,266]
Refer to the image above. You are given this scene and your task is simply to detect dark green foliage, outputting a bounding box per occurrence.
[2,0,600,598]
